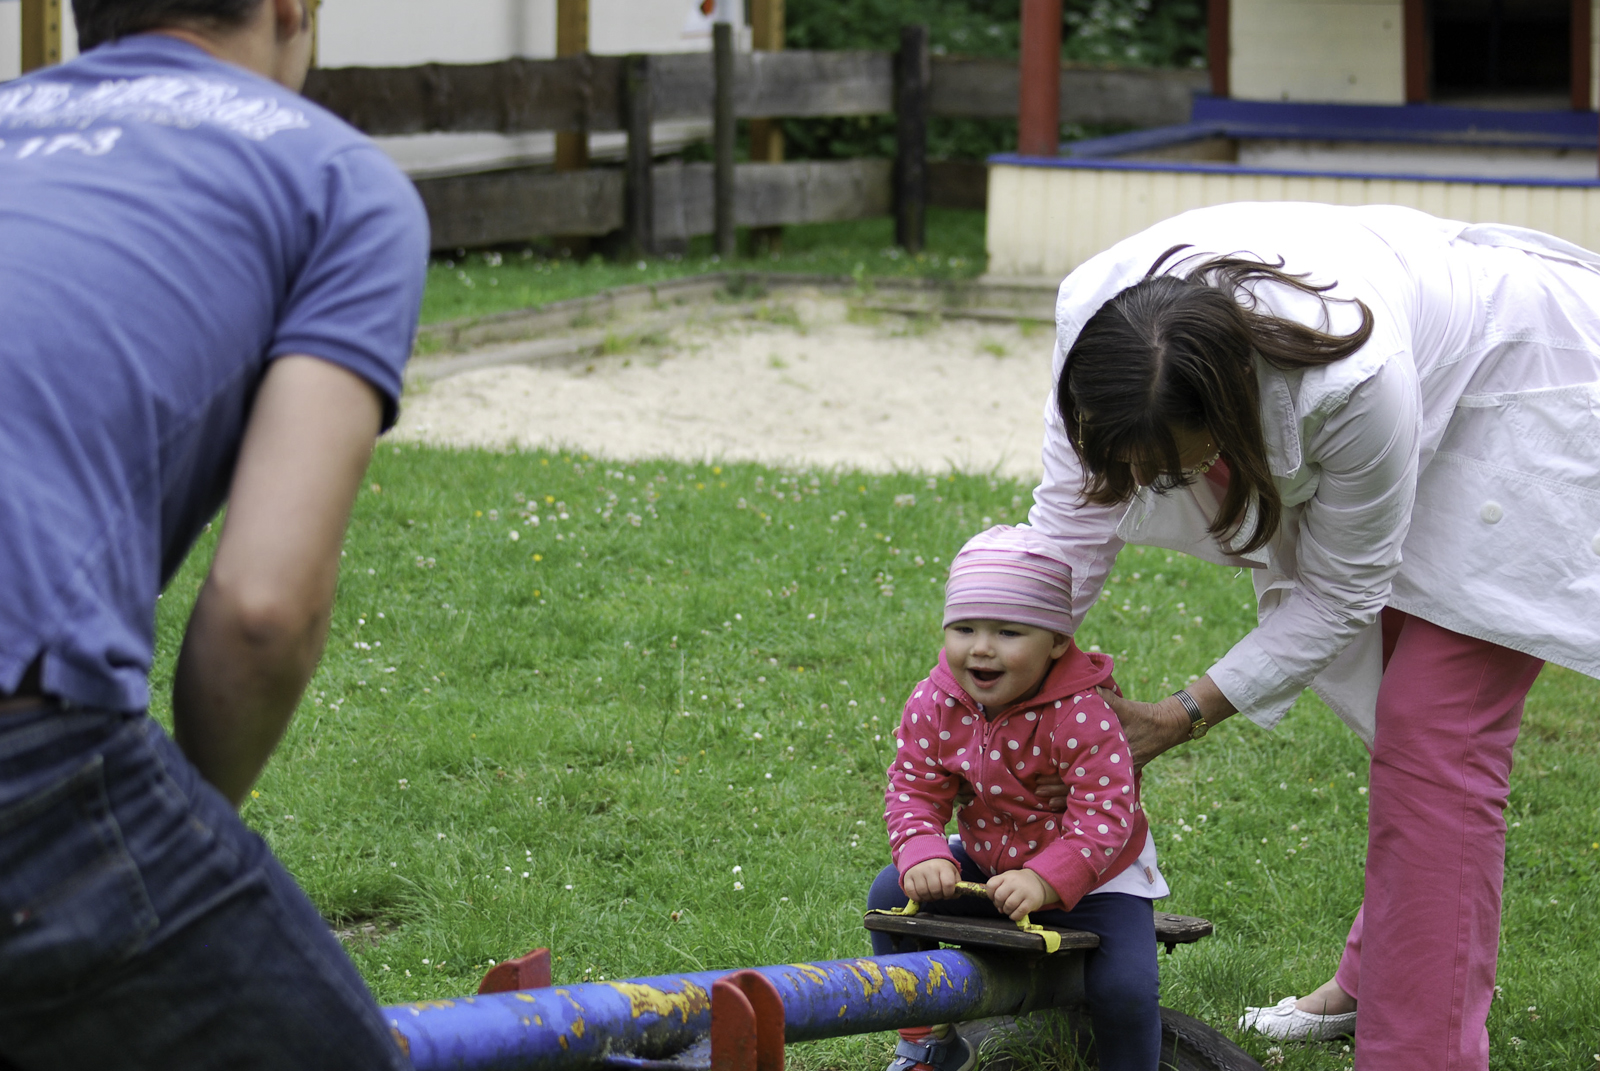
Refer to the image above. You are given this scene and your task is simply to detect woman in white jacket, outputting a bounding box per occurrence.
[1030,202,1600,1071]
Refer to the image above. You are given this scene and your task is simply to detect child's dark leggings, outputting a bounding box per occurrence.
[867,841,1161,1071]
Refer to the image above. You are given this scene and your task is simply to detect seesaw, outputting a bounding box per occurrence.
[378,888,1261,1071]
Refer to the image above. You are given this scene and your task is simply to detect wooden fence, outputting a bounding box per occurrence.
[304,40,1206,253]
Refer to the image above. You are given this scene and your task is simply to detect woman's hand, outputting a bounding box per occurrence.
[1096,691,1192,766]
[1095,675,1238,767]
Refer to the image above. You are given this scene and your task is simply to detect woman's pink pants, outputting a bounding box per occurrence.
[1333,608,1543,1071]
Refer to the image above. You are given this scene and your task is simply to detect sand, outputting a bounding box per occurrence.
[394,295,1058,479]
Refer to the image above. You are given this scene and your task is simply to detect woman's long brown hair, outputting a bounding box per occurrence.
[1058,244,1374,555]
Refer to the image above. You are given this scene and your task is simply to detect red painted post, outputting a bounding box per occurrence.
[710,971,785,1071]
[1017,0,1062,156]
[1206,0,1229,98]
[477,947,553,994]
[1403,0,1430,103]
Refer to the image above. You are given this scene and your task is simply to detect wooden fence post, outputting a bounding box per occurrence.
[749,0,785,254]
[556,0,591,171]
[623,54,655,257]
[894,24,929,254]
[21,0,62,73]
[713,21,736,260]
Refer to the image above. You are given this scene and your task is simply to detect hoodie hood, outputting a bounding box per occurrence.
[930,639,1115,719]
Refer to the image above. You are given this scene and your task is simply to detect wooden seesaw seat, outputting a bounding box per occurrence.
[864,906,1214,955]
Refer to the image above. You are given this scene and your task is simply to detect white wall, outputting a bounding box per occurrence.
[0,2,19,82]
[1230,0,1405,104]
[317,0,718,66]
[6,0,729,80]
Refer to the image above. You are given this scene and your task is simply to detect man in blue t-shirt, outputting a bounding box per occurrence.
[0,1,428,1066]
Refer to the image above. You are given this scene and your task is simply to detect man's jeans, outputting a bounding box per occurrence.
[0,704,408,1070]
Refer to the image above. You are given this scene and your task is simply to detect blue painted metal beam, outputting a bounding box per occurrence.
[385,949,1082,1071]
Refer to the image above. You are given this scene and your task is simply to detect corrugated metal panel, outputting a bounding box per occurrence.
[986,164,1600,280]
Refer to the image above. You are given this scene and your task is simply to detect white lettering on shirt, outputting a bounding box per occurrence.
[0,76,309,141]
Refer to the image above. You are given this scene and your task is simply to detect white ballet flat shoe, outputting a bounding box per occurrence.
[1238,996,1357,1041]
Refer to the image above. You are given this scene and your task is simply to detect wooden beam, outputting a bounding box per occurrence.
[1573,0,1592,110]
[302,57,622,136]
[301,54,1206,136]
[1206,0,1228,97]
[652,159,892,242]
[713,22,736,259]
[556,0,590,171]
[748,0,785,252]
[894,25,929,253]
[1403,0,1429,104]
[417,169,625,250]
[21,0,62,73]
[622,55,654,257]
[930,59,1204,124]
[309,0,321,69]
[1017,0,1062,155]
[652,50,892,122]
[416,159,892,251]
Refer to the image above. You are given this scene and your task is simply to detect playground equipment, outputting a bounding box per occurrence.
[380,897,1262,1071]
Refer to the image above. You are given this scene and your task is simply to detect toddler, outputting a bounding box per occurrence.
[867,525,1168,1071]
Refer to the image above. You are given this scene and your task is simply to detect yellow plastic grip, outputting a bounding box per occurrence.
[872,880,1062,952]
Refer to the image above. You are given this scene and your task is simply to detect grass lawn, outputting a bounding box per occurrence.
[420,210,989,326]
[150,448,1600,1071]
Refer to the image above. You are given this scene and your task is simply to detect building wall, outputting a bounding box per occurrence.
[985,163,1600,280]
[318,0,716,66]
[1,0,716,81]
[1230,0,1405,103]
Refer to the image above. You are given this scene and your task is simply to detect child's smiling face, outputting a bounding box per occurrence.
[944,619,1072,710]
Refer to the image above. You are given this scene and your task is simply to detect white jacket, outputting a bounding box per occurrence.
[1029,202,1600,744]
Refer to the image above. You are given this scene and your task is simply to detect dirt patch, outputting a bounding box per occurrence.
[395,295,1057,479]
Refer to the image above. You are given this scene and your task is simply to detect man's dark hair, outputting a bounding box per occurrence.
[73,0,263,51]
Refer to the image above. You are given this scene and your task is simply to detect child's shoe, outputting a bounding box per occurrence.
[886,1030,975,1071]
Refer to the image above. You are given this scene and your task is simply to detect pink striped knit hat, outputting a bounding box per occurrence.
[943,525,1075,635]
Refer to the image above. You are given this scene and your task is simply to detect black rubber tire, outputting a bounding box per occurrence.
[956,1007,1262,1071]
[1156,1007,1263,1071]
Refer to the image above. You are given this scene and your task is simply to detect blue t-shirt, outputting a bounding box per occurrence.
[0,35,429,712]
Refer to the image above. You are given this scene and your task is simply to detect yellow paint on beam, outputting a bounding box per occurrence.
[606,982,713,1024]
[885,966,922,1004]
[790,964,830,986]
[843,961,885,997]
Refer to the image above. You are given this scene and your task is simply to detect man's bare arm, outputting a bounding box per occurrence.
[172,356,381,807]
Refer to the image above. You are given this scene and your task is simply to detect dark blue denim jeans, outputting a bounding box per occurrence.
[0,704,408,1070]
[868,841,1161,1071]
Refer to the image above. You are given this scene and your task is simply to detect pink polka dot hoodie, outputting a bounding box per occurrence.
[884,640,1147,911]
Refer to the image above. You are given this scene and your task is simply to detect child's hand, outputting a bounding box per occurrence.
[987,868,1060,921]
[902,859,960,903]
